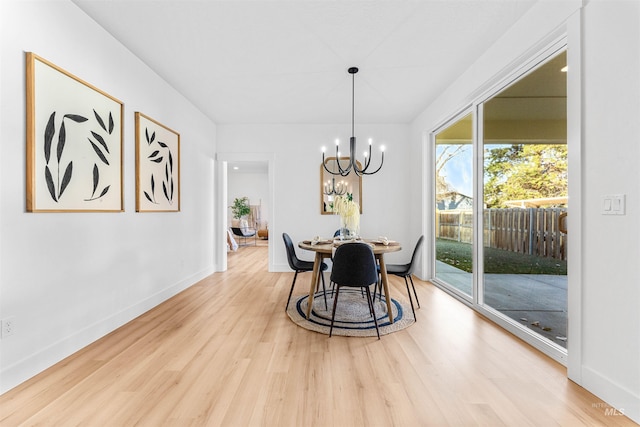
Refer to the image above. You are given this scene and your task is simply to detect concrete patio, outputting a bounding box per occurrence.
[434,261,567,347]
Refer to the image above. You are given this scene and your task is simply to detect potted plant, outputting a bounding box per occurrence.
[231,197,251,220]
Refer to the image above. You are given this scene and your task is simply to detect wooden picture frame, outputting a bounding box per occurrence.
[135,112,180,212]
[26,52,124,212]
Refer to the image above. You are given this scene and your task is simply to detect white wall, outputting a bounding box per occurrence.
[0,1,217,393]
[217,123,412,271]
[410,0,639,422]
[579,0,640,422]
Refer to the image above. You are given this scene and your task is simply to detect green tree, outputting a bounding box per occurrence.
[484,144,567,208]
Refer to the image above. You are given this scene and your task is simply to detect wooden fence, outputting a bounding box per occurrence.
[436,208,567,260]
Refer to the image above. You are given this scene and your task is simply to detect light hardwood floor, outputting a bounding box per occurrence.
[1,244,636,426]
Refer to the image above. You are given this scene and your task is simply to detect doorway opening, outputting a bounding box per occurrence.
[217,153,275,272]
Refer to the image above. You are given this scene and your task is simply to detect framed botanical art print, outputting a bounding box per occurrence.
[135,112,180,212]
[26,52,123,212]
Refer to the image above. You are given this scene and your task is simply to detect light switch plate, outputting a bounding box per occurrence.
[602,194,625,215]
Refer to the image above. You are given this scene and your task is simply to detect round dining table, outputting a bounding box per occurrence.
[298,239,402,323]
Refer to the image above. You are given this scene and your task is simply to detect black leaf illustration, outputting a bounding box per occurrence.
[144,191,153,203]
[151,175,155,194]
[150,131,155,143]
[59,162,73,198]
[44,166,57,202]
[57,121,66,162]
[108,112,114,134]
[169,151,173,171]
[170,178,174,200]
[98,185,110,198]
[94,109,106,131]
[145,128,151,144]
[158,141,168,148]
[89,140,109,165]
[163,181,169,201]
[148,150,159,159]
[44,112,56,164]
[151,157,163,163]
[91,131,110,154]
[165,163,169,181]
[64,114,88,123]
[92,163,99,197]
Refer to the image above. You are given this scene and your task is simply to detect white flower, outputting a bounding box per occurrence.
[334,194,360,231]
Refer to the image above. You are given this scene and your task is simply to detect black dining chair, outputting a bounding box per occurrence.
[231,226,257,246]
[376,235,424,321]
[329,242,381,339]
[282,233,328,310]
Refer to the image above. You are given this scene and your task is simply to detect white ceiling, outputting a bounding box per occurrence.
[72,0,537,125]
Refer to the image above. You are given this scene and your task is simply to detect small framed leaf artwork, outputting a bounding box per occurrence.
[26,52,124,212]
[135,112,180,212]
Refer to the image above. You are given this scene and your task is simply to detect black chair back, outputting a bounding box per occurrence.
[407,235,425,275]
[331,243,378,288]
[282,233,298,271]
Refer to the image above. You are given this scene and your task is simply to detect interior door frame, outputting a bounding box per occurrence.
[215,152,275,272]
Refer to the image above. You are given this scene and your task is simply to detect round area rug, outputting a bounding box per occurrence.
[286,288,415,337]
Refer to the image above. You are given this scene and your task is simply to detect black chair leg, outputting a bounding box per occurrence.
[365,285,375,316]
[286,271,299,309]
[408,275,420,308]
[375,276,385,303]
[365,286,380,340]
[320,272,328,310]
[313,271,329,311]
[329,285,341,337]
[403,276,416,321]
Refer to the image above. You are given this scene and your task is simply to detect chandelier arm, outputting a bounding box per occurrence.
[336,159,352,176]
[351,137,371,176]
[322,152,340,175]
[363,144,374,171]
[336,144,353,175]
[360,152,384,175]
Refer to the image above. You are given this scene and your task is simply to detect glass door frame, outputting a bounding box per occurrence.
[428,38,570,365]
[430,107,476,305]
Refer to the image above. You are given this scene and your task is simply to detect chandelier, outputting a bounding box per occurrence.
[322,67,385,176]
[323,176,347,196]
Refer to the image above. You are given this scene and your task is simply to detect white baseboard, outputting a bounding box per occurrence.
[0,266,214,395]
[581,366,640,424]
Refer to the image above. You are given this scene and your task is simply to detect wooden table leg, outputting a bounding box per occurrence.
[377,253,394,324]
[305,252,324,319]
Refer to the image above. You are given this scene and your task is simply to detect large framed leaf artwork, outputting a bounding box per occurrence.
[135,112,180,212]
[26,52,123,212]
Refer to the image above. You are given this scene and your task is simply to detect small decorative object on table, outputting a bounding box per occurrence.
[333,193,360,240]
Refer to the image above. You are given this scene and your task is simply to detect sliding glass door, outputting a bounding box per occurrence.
[431,48,568,356]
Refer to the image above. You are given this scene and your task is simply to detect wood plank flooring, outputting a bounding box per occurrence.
[1,243,636,426]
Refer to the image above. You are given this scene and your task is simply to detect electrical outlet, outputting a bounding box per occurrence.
[2,316,16,338]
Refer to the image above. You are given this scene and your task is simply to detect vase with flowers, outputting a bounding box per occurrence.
[333,193,360,240]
